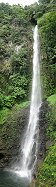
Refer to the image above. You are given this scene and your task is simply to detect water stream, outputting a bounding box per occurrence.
[0,169,29,187]
[14,25,41,179]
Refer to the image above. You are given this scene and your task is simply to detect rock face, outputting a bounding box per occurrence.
[0,101,48,170]
[0,106,29,168]
[37,101,48,167]
[30,101,48,175]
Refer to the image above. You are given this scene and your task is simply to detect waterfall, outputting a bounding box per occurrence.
[15,25,42,179]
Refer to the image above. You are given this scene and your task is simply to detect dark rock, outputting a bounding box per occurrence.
[0,153,5,160]
[36,100,49,167]
[0,106,30,168]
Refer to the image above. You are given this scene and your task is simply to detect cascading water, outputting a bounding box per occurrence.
[14,25,41,179]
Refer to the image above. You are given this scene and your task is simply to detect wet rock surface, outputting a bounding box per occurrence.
[0,106,30,168]
[37,100,48,167]
[0,101,49,170]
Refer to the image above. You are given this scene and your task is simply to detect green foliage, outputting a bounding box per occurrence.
[0,93,4,108]
[0,2,55,105]
[0,101,29,125]
[39,0,56,4]
[39,0,50,3]
[11,47,30,75]
[0,93,15,109]
[4,95,15,108]
[47,94,56,140]
[0,3,33,110]
[38,11,56,98]
[0,107,10,125]
[47,94,56,105]
[9,73,29,101]
[36,144,56,187]
[14,101,30,110]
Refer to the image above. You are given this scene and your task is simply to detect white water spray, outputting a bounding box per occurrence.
[15,25,41,179]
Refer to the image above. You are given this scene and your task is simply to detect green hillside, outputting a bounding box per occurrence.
[0,1,56,186]
[36,1,56,186]
[0,3,33,111]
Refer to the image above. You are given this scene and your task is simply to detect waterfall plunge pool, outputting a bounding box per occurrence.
[0,169,30,187]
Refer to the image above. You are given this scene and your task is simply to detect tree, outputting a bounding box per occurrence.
[39,0,50,3]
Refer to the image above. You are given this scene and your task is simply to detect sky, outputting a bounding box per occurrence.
[0,0,39,6]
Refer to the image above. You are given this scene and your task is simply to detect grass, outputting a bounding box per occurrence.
[47,94,56,105]
[0,107,10,125]
[47,93,56,140]
[13,100,30,110]
[0,100,30,125]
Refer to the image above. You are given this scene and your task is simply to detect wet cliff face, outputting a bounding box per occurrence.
[0,101,48,169]
[37,101,48,166]
[31,100,49,175]
[0,106,30,168]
